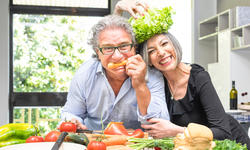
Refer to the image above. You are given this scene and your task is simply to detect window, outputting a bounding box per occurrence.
[10,0,110,134]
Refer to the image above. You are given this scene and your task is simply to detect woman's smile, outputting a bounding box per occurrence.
[159,55,172,65]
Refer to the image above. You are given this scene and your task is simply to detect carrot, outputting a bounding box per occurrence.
[108,60,127,69]
[86,134,127,146]
[102,135,127,146]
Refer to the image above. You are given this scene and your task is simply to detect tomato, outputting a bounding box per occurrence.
[26,136,44,143]
[154,147,161,150]
[129,129,144,138]
[44,131,61,142]
[59,121,77,133]
[87,141,106,150]
[104,122,129,136]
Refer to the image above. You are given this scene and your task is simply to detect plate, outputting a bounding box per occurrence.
[0,142,86,150]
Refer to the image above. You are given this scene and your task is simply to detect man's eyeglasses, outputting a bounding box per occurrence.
[99,43,134,55]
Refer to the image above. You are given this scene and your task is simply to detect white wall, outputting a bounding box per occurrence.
[231,50,250,104]
[0,0,9,125]
[218,0,250,13]
[192,0,217,68]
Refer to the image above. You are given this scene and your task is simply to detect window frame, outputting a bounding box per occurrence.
[9,0,111,122]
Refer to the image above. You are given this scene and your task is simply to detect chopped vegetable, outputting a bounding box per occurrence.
[213,139,247,150]
[104,122,144,138]
[129,7,174,43]
[0,123,37,141]
[44,130,61,142]
[104,122,129,136]
[128,137,248,150]
[0,139,26,147]
[87,134,127,146]
[108,60,127,69]
[59,121,77,133]
[26,136,44,143]
[87,140,107,150]
[65,133,89,146]
[128,137,174,150]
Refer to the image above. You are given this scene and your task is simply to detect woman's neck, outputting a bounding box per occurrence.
[162,63,191,84]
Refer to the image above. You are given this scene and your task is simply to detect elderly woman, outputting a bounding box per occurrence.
[114,0,250,148]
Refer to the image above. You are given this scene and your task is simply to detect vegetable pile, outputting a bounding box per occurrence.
[128,137,174,150]
[213,139,247,150]
[0,122,89,148]
[128,138,248,150]
[104,122,144,138]
[129,7,174,43]
[0,123,37,147]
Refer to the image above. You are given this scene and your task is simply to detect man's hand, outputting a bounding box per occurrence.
[114,0,149,19]
[126,54,147,89]
[70,118,88,130]
[126,54,149,116]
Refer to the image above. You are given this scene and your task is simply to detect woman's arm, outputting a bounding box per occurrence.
[114,0,149,18]
[197,71,232,140]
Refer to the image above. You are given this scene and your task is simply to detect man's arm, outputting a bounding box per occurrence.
[61,77,88,129]
[126,54,169,120]
[126,54,149,115]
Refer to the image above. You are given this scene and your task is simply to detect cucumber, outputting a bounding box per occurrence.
[66,133,89,146]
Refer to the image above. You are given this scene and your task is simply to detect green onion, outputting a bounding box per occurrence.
[128,137,174,150]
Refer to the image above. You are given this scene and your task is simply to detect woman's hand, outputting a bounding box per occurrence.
[141,118,185,138]
[114,0,149,19]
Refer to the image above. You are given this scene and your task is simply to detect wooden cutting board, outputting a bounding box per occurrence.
[238,104,250,111]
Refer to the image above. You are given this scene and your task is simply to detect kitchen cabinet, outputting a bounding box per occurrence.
[198,7,250,111]
[231,24,250,50]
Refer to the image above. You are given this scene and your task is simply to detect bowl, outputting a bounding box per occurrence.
[0,142,86,150]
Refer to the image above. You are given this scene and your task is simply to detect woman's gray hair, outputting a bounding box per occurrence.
[141,32,182,66]
[88,14,136,58]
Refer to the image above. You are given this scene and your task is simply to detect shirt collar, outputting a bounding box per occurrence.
[96,61,105,74]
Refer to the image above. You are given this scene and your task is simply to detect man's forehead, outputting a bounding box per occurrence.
[98,28,132,46]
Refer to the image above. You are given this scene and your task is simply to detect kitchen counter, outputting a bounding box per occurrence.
[226,109,250,122]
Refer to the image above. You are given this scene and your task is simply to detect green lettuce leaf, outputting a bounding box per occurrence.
[214,139,247,150]
[129,7,174,43]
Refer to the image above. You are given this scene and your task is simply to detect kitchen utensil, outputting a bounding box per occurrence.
[76,129,102,134]
[51,132,68,150]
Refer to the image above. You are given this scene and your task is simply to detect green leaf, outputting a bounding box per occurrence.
[129,7,174,43]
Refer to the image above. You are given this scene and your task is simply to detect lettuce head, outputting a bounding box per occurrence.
[129,7,174,43]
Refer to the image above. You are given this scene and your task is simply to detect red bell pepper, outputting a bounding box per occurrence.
[104,122,144,138]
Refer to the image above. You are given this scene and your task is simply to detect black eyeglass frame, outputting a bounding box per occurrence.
[98,43,134,55]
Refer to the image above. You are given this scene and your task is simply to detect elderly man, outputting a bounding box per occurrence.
[61,15,169,130]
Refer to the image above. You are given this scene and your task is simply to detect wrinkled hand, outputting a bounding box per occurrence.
[114,0,149,19]
[141,118,184,138]
[70,118,87,130]
[126,54,147,88]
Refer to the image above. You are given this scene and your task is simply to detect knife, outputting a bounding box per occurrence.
[51,132,68,150]
[76,129,103,134]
